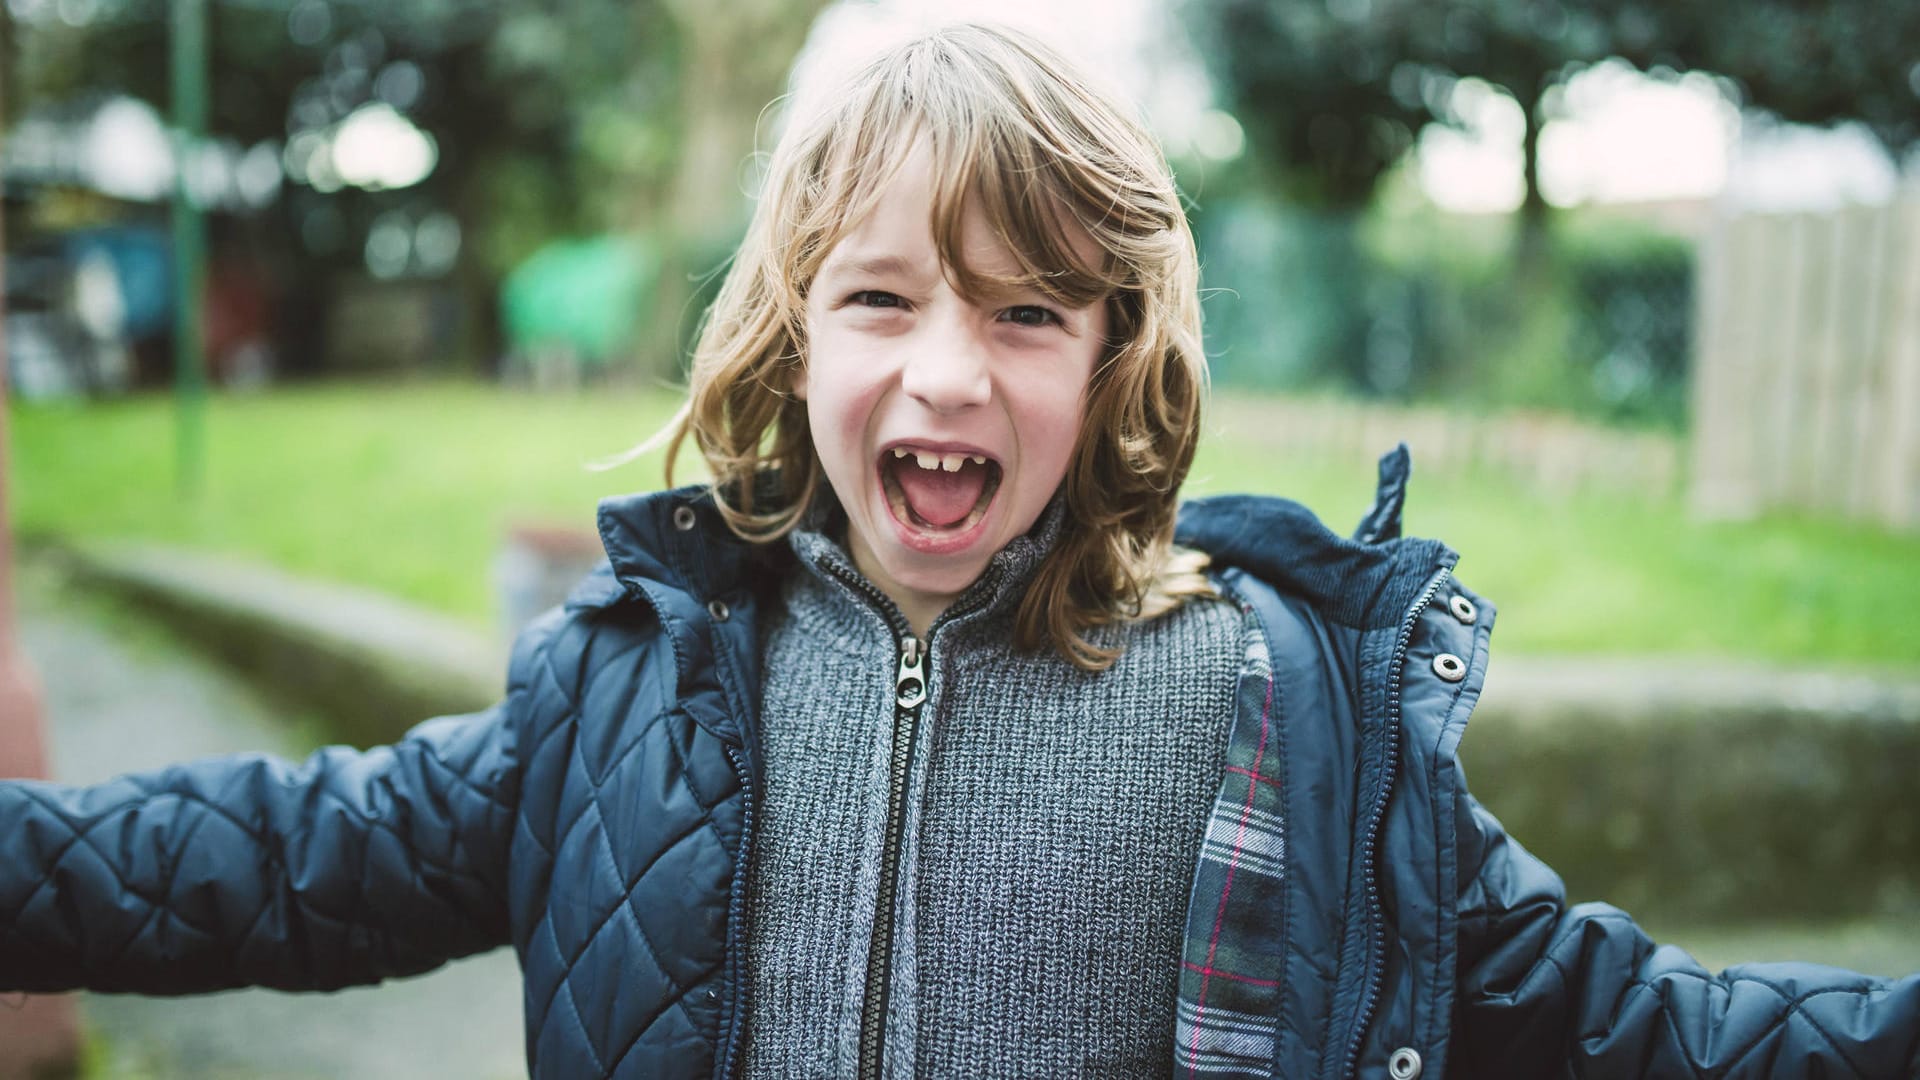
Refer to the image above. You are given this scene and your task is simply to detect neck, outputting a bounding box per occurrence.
[848,543,956,641]
[893,591,949,642]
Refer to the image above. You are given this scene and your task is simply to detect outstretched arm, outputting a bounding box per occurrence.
[0,702,519,995]
[1450,793,1920,1077]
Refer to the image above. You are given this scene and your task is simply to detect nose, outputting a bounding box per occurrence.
[900,321,991,414]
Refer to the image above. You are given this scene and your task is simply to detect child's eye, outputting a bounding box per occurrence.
[850,290,905,309]
[998,305,1061,328]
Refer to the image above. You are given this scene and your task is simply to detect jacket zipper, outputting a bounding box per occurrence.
[717,742,756,1079]
[856,634,928,1080]
[1336,566,1451,1079]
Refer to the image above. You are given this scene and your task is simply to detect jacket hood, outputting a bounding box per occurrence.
[1174,444,1458,631]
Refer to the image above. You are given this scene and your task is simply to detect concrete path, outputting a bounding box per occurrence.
[15,563,526,1080]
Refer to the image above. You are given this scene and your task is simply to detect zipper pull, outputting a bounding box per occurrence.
[895,636,926,709]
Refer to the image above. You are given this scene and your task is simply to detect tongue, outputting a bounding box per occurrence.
[896,459,987,528]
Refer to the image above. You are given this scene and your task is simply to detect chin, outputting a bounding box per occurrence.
[890,548,995,599]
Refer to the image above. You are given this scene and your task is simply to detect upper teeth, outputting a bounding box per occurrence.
[892,448,988,472]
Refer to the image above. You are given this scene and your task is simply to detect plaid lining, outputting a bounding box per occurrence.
[1200,803,1286,880]
[1175,999,1281,1075]
[1175,604,1285,1079]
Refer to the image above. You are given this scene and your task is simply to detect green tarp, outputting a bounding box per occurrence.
[500,234,656,365]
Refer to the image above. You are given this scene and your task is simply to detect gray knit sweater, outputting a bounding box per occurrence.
[741,508,1243,1078]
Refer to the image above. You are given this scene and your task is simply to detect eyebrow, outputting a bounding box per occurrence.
[819,254,926,281]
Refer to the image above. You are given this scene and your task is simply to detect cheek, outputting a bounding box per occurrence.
[1044,344,1100,437]
[1016,366,1094,480]
[801,322,888,463]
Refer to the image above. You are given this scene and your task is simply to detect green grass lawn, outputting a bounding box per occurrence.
[1640,918,1920,980]
[12,380,1920,663]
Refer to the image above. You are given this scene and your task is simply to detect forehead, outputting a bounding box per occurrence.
[819,151,1003,271]
[813,139,1111,304]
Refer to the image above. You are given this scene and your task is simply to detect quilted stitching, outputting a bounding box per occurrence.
[500,591,739,1078]
[1458,851,1920,1077]
[7,786,283,955]
[526,715,730,1048]
[3,750,505,990]
[1606,963,1886,1077]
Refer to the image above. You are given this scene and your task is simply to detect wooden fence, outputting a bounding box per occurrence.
[1209,396,1682,500]
[1691,194,1920,530]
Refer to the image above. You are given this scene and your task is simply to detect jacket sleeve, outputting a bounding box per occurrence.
[1449,792,1920,1077]
[0,696,521,995]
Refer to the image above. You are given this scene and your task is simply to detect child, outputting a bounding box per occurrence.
[3,20,1916,1080]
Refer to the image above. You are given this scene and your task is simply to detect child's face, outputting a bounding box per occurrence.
[799,148,1108,632]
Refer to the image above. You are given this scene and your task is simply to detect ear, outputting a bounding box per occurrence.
[789,362,808,402]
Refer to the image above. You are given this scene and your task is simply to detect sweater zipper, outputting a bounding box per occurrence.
[856,633,928,1080]
[1336,566,1451,1079]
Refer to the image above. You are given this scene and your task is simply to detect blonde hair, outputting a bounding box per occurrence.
[658,20,1212,670]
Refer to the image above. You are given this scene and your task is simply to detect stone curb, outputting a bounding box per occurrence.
[1478,655,1920,728]
[49,541,505,747]
[1469,658,1920,922]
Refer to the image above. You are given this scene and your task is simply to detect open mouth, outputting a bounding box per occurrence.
[878,446,1004,533]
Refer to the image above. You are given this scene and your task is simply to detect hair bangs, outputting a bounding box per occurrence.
[787,89,922,297]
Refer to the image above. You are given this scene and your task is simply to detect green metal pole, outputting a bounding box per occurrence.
[170,0,208,497]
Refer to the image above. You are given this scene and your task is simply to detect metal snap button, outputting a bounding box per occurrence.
[672,505,698,531]
[707,599,731,622]
[1432,653,1466,682]
[1448,594,1477,624]
[1388,1047,1423,1079]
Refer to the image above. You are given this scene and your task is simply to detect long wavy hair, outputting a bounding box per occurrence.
[656,20,1212,670]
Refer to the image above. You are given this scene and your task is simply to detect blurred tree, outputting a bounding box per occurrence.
[1191,0,1918,242]
[1185,0,1426,211]
[1185,0,1645,271]
[5,0,828,377]
[1181,0,1433,391]
[1398,1,1605,270]
[640,0,832,376]
[1653,0,1920,157]
[1184,0,1916,396]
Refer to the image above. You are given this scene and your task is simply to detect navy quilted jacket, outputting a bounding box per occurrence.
[4,454,1917,1078]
